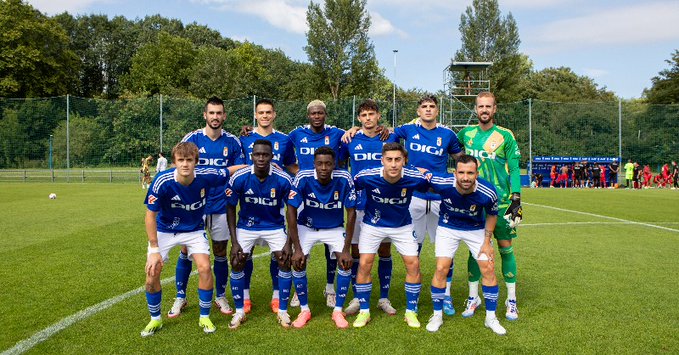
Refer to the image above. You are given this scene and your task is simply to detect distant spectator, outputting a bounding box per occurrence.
[624,159,634,189]
[156,152,168,173]
[608,159,619,187]
[599,164,607,188]
[573,162,583,188]
[633,163,642,189]
[672,161,678,190]
[591,163,601,188]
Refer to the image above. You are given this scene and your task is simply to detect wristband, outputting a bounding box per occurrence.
[148,246,160,254]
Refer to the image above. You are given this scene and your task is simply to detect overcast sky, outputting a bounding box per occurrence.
[28,0,679,100]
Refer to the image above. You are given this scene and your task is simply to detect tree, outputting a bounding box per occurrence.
[453,0,531,102]
[305,0,381,100]
[523,67,615,102]
[644,50,679,104]
[0,0,79,97]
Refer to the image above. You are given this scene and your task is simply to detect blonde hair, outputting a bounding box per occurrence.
[171,142,199,162]
[476,91,496,105]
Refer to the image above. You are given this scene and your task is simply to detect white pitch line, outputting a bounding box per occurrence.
[523,202,679,234]
[2,252,270,355]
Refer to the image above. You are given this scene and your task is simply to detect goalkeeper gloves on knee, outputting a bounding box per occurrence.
[503,193,523,228]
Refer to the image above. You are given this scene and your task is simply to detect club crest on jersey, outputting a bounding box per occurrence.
[401,188,407,197]
[147,195,157,205]
[334,191,339,200]
[270,188,276,198]
[201,188,205,198]
[274,142,279,150]
[436,137,442,146]
[223,147,229,156]
[470,204,477,212]
[324,136,330,145]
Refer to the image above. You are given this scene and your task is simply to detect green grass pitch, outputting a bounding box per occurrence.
[1,183,678,353]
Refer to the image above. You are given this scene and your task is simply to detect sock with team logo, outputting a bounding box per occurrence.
[230,271,245,312]
[335,269,352,311]
[355,283,372,311]
[467,251,481,283]
[482,284,499,317]
[198,288,213,316]
[500,246,517,283]
[213,256,228,298]
[350,258,359,291]
[243,256,254,298]
[270,254,279,295]
[325,245,337,288]
[378,257,392,299]
[278,270,293,312]
[145,290,162,319]
[404,282,421,312]
[292,270,309,308]
[431,286,445,314]
[175,252,192,299]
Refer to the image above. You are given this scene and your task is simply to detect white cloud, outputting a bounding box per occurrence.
[26,0,111,14]
[528,2,679,50]
[194,0,308,34]
[369,11,407,37]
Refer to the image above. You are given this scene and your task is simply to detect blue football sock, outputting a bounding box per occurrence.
[482,284,499,312]
[325,245,337,286]
[175,252,192,299]
[213,256,228,298]
[243,256,254,290]
[278,270,292,312]
[145,290,162,318]
[351,258,359,294]
[378,257,392,299]
[417,243,423,255]
[405,282,421,312]
[431,286,445,312]
[270,254,279,293]
[336,269,352,309]
[292,270,308,307]
[198,288,213,316]
[355,283,372,311]
[446,262,454,282]
[230,271,245,311]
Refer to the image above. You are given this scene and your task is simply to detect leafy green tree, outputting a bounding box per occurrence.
[184,23,236,50]
[453,0,531,102]
[52,115,105,167]
[522,67,615,102]
[305,0,380,100]
[0,0,79,97]
[0,109,28,167]
[644,50,679,104]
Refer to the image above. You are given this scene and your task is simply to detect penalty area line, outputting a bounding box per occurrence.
[523,202,679,234]
[2,252,270,355]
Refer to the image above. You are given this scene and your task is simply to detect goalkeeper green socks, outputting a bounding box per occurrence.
[467,251,481,282]
[500,246,517,283]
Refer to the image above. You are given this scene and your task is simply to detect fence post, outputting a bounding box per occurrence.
[66,94,70,182]
[528,98,533,178]
[618,99,622,162]
[159,94,163,154]
[352,96,356,127]
[81,169,85,182]
[109,169,112,183]
[252,95,256,127]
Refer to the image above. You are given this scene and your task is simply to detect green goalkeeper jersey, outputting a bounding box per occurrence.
[457,124,521,206]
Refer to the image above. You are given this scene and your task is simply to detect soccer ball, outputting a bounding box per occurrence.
[49,193,57,199]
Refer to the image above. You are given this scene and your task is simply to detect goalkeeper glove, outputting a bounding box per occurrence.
[503,193,523,228]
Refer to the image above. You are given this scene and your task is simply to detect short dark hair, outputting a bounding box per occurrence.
[358,99,379,114]
[314,146,336,160]
[382,142,408,159]
[418,95,438,106]
[204,96,225,112]
[455,154,478,169]
[256,98,275,111]
[253,139,272,150]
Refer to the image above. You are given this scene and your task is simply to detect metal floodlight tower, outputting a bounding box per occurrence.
[442,61,492,130]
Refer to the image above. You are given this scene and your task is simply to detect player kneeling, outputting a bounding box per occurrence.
[286,147,357,328]
[141,142,243,337]
[425,155,506,335]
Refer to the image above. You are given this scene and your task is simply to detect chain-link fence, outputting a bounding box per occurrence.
[1,95,677,181]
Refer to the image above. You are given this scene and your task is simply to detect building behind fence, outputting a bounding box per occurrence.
[0,95,677,181]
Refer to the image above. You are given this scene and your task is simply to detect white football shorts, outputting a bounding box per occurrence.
[154,230,210,262]
[435,226,491,261]
[358,223,417,256]
[236,228,287,254]
[410,196,440,244]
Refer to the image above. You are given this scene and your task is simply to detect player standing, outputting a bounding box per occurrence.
[286,147,357,328]
[226,140,295,328]
[155,152,168,173]
[239,98,298,314]
[352,143,430,328]
[425,155,506,335]
[141,142,242,337]
[170,97,245,319]
[288,100,346,308]
[458,92,523,321]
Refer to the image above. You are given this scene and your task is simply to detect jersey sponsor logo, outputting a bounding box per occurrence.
[199,147,207,154]
[300,137,308,143]
[355,144,363,150]
[225,188,233,197]
[305,199,343,209]
[147,195,157,205]
[466,149,497,160]
[324,136,330,145]
[270,188,276,198]
[371,195,408,205]
[353,152,381,161]
[409,142,444,156]
[198,157,228,167]
[171,197,207,211]
[288,191,297,199]
[372,188,381,194]
[299,147,315,155]
[412,134,420,140]
[308,192,316,198]
[223,147,229,156]
[244,196,278,206]
[245,189,254,195]
[171,195,181,201]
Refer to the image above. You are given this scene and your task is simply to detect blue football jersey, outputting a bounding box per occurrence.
[226,165,293,231]
[339,130,398,210]
[429,174,499,231]
[240,130,296,168]
[288,169,357,229]
[288,125,346,170]
[354,167,430,228]
[394,121,462,200]
[145,168,228,233]
[182,128,245,214]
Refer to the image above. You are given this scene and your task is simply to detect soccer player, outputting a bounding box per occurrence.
[671,161,678,189]
[288,100,346,308]
[573,162,582,188]
[591,163,601,188]
[352,143,431,329]
[338,100,399,316]
[226,139,294,329]
[171,96,245,319]
[155,152,168,173]
[141,155,153,189]
[425,155,506,335]
[141,142,242,337]
[287,147,357,328]
[608,159,619,187]
[624,159,635,188]
[458,91,523,321]
[239,98,297,314]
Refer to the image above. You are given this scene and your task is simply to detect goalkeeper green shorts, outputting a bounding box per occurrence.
[495,205,518,241]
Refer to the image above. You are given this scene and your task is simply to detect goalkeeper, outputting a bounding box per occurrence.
[457,91,522,321]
